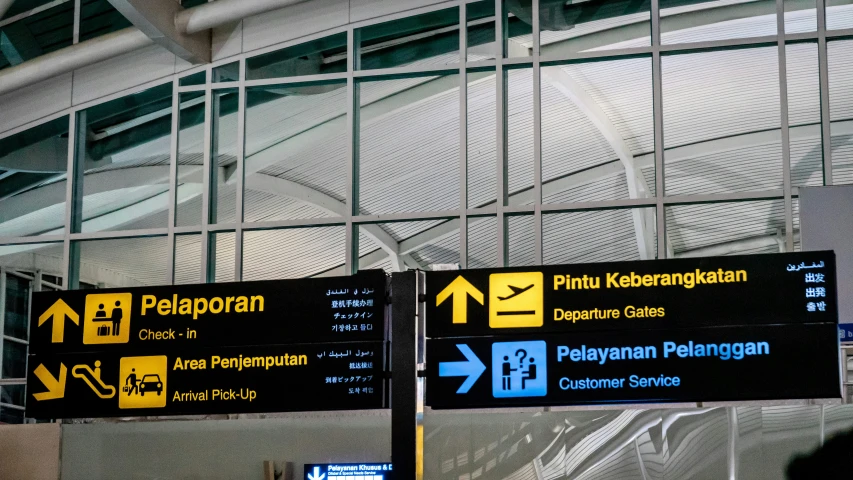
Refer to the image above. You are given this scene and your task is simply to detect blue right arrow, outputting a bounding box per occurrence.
[439,344,486,394]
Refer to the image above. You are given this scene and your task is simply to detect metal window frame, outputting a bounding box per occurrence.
[0,0,840,287]
[0,266,34,422]
[0,268,6,383]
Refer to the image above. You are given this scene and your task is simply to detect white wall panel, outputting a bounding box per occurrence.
[71,45,178,106]
[0,73,71,135]
[350,0,448,23]
[242,0,348,54]
[213,21,243,61]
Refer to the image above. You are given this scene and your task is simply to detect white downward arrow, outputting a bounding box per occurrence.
[308,466,326,480]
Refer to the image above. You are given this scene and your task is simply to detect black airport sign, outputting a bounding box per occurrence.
[26,341,386,419]
[427,324,840,409]
[29,270,387,354]
[427,252,837,338]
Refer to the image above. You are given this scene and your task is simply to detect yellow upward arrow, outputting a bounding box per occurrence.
[32,363,67,401]
[436,276,484,324]
[38,299,79,343]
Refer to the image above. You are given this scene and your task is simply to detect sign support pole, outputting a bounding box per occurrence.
[391,270,418,480]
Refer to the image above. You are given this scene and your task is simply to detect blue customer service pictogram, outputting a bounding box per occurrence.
[492,341,547,398]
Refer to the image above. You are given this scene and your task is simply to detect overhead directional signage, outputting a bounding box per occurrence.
[38,299,79,343]
[427,252,838,337]
[29,270,386,354]
[32,363,67,401]
[426,252,841,409]
[427,324,840,408]
[435,275,483,324]
[26,341,385,419]
[437,344,485,393]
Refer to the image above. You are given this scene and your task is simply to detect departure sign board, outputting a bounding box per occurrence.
[29,270,386,354]
[427,252,837,337]
[26,342,385,418]
[426,252,840,408]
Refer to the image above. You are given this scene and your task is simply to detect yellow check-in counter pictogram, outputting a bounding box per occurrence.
[83,293,132,344]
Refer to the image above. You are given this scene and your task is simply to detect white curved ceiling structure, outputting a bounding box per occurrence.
[0,0,851,288]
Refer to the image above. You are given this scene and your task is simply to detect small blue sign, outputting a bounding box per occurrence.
[304,463,392,480]
[492,341,547,398]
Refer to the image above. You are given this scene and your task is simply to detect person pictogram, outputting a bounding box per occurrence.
[110,300,123,335]
[93,303,113,337]
[501,356,516,390]
[521,357,537,390]
[125,368,139,396]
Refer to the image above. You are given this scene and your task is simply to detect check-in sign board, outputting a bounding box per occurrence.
[426,325,840,408]
[26,342,385,418]
[27,270,388,418]
[29,270,386,354]
[427,252,837,337]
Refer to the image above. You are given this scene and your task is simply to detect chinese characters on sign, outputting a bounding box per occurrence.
[329,287,379,335]
[428,252,840,409]
[790,261,831,313]
[27,270,389,419]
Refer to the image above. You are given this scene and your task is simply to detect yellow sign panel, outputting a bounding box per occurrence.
[489,272,544,328]
[83,293,132,345]
[119,355,167,409]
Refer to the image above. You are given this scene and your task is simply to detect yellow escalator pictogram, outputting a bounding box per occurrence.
[71,361,116,399]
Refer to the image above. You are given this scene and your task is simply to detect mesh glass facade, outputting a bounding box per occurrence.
[2,1,849,287]
[0,4,851,477]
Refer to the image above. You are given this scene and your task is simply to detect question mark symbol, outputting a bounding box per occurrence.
[516,349,527,368]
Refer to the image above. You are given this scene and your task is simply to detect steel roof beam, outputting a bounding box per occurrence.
[244,174,412,272]
[0,246,148,287]
[0,27,153,97]
[106,0,210,63]
[541,64,656,260]
[0,0,312,97]
[175,0,311,35]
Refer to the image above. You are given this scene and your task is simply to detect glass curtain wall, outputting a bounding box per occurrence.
[2,0,850,293]
[0,0,850,432]
[0,268,62,424]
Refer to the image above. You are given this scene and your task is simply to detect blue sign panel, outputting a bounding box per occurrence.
[491,341,547,398]
[304,463,393,480]
[839,324,853,342]
[427,324,840,409]
[427,252,841,409]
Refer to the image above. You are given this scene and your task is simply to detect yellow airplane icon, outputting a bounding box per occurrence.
[489,272,544,328]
